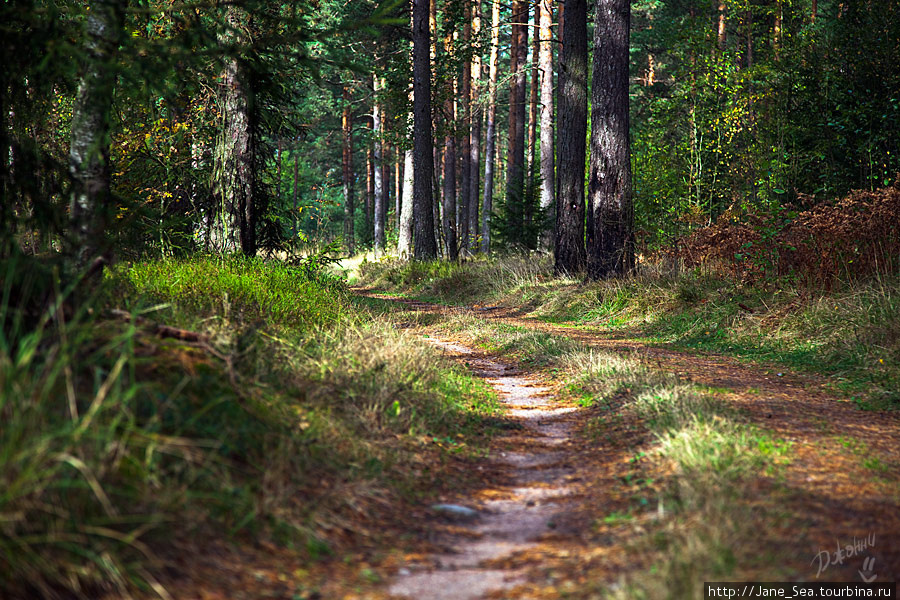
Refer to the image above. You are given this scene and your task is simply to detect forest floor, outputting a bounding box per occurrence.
[28,256,897,600]
[356,291,900,599]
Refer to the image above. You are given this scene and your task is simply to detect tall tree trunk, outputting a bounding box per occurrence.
[744,9,753,69]
[399,147,415,256]
[587,0,633,279]
[395,156,402,228]
[525,0,540,245]
[468,2,483,253]
[366,144,374,241]
[413,0,438,259]
[276,138,282,199]
[773,0,782,59]
[538,0,555,250]
[554,0,587,275]
[505,0,529,245]
[811,0,817,23]
[373,75,386,254]
[399,12,416,258]
[382,143,390,234]
[213,6,257,257]
[459,10,472,254]
[68,0,125,267]
[342,84,355,255]
[430,0,443,256]
[717,0,727,53]
[442,45,458,261]
[292,149,299,238]
[481,0,500,253]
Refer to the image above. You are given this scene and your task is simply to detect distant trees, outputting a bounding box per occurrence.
[4,0,897,281]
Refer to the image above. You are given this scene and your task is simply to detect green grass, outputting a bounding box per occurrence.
[358,255,900,409]
[421,312,795,598]
[0,255,499,598]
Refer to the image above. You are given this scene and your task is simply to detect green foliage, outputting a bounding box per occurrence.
[631,0,900,251]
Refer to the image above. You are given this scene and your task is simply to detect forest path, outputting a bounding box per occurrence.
[361,291,900,595]
[388,338,580,599]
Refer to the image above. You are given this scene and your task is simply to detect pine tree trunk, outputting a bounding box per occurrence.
[212,6,257,257]
[413,0,437,259]
[745,9,753,69]
[399,148,415,256]
[525,0,540,245]
[366,144,374,241]
[587,0,633,279]
[395,156,402,229]
[68,0,125,267]
[554,0,587,275]
[374,75,386,254]
[382,143,390,235]
[773,0,782,60]
[443,73,458,260]
[292,150,299,238]
[468,2,483,254]
[481,0,501,253]
[718,1,727,53]
[459,11,472,255]
[505,0,529,245]
[342,84,355,255]
[399,10,416,258]
[538,0,555,250]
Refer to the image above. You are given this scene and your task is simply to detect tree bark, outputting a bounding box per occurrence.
[773,0,782,60]
[538,0,555,250]
[587,0,633,279]
[399,9,416,258]
[68,0,125,267]
[442,65,458,260]
[718,1,727,53]
[554,0,587,275]
[342,84,355,255]
[292,148,299,238]
[505,0,529,245]
[212,6,257,257]
[366,144,374,241]
[395,155,402,228]
[413,0,438,259]
[459,8,473,254]
[399,147,415,256]
[525,0,540,244]
[744,9,753,69]
[481,0,501,253]
[382,143,390,234]
[468,1,483,253]
[373,75,386,254]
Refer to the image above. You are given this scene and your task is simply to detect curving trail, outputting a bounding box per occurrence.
[364,291,900,596]
[389,339,579,599]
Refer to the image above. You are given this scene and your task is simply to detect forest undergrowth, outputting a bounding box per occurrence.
[422,313,797,597]
[0,255,501,599]
[358,183,900,411]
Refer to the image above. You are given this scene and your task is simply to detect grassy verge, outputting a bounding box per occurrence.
[0,255,499,599]
[358,255,900,409]
[425,313,795,597]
